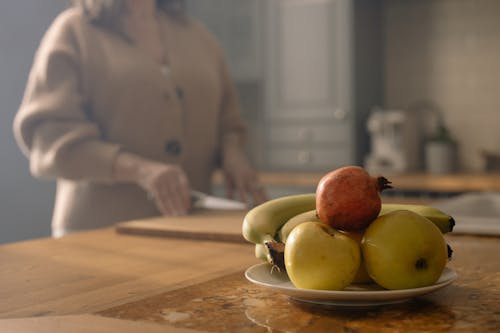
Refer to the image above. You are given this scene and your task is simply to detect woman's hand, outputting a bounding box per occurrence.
[137,161,191,215]
[222,151,268,206]
[113,152,191,215]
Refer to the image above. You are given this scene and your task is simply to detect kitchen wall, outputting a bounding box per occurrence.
[0,0,65,243]
[384,0,500,171]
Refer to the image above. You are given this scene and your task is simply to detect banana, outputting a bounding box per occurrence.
[242,193,316,245]
[379,203,455,233]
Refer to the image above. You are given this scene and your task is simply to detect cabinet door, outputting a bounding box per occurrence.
[265,0,351,121]
[264,0,354,170]
[185,0,263,81]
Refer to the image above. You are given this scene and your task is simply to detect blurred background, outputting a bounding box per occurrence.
[1,0,499,243]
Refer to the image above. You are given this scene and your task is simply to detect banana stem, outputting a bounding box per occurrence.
[265,240,286,272]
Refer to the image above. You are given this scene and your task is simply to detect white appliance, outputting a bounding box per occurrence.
[364,108,425,174]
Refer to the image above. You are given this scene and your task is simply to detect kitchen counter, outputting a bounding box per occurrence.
[1,215,499,332]
[249,171,500,192]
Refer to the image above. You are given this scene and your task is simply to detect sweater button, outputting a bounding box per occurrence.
[164,139,182,156]
[176,86,184,100]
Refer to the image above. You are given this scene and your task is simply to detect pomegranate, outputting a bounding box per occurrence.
[316,166,391,231]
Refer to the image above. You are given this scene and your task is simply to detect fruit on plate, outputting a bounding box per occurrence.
[339,230,373,284]
[242,167,455,291]
[362,210,448,290]
[316,166,392,231]
[284,222,361,290]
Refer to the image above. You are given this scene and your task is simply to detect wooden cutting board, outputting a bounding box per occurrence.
[115,209,248,243]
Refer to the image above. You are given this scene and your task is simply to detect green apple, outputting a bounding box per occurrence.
[284,222,361,290]
[362,210,448,290]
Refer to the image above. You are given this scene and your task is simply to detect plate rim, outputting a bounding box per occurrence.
[245,262,457,304]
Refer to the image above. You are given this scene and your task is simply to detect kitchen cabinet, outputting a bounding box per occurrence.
[263,0,354,171]
[187,0,382,171]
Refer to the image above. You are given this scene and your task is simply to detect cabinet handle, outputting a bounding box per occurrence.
[333,108,347,120]
[297,151,312,164]
[298,128,314,142]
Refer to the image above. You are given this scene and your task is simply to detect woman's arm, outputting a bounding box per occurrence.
[14,11,121,182]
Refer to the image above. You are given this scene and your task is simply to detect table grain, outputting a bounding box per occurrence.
[0,225,499,332]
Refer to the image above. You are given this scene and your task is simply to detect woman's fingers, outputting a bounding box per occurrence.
[177,172,192,210]
[225,169,268,207]
[145,164,191,216]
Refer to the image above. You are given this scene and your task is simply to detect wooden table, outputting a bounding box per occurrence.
[1,220,499,332]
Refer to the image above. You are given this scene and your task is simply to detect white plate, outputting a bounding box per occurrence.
[245,263,457,307]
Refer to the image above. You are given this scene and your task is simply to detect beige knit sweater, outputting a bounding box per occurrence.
[13,8,247,236]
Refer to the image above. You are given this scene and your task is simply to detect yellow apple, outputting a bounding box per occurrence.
[284,222,361,290]
[362,210,448,290]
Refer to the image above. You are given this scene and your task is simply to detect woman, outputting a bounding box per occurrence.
[14,0,267,237]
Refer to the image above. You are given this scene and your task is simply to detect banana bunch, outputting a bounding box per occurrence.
[242,193,455,264]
